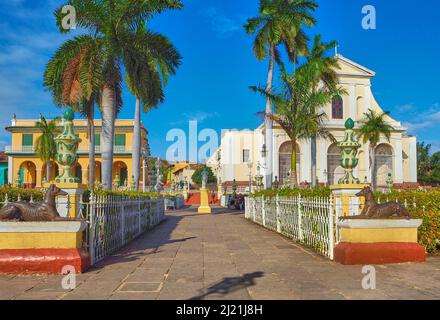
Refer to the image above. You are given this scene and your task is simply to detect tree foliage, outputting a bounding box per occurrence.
[418,142,440,184]
[191,166,217,185]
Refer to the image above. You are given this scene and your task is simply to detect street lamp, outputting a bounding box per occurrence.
[247,161,253,193]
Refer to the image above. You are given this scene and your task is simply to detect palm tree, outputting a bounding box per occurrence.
[357,110,394,190]
[45,0,183,190]
[244,0,317,188]
[251,62,344,187]
[44,35,102,189]
[128,25,181,191]
[305,35,341,187]
[34,116,60,182]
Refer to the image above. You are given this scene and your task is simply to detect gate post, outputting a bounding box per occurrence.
[276,195,281,233]
[261,195,266,227]
[328,195,335,260]
[298,195,303,241]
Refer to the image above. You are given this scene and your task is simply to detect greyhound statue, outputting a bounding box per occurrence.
[0,184,69,221]
[340,186,412,220]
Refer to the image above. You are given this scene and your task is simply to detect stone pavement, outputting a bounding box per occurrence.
[1,206,440,300]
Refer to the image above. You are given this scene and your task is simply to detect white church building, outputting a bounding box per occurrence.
[208,55,417,189]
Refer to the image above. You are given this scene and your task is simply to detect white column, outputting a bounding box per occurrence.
[409,138,417,182]
[394,138,403,183]
[318,138,327,184]
[8,156,13,184]
[364,85,372,111]
[301,140,311,183]
[365,142,371,183]
[349,84,356,119]
[273,134,279,180]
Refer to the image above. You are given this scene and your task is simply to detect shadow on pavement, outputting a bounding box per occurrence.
[90,214,193,270]
[190,272,264,300]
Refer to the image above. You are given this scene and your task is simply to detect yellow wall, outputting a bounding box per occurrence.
[6,119,145,188]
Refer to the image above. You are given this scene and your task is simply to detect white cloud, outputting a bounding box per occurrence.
[200,7,242,36]
[169,111,220,126]
[403,105,440,133]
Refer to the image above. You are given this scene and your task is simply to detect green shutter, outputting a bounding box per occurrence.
[94,133,101,146]
[22,134,33,146]
[114,134,126,146]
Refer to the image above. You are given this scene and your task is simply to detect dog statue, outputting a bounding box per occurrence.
[0,184,69,221]
[340,186,412,220]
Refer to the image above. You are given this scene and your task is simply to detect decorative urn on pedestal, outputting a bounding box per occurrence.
[330,118,369,217]
[54,108,81,184]
[337,118,361,185]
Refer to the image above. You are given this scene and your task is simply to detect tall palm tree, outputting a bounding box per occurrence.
[305,35,341,187]
[357,110,394,190]
[44,35,102,189]
[128,25,181,191]
[34,116,60,182]
[45,0,183,190]
[251,62,344,187]
[244,0,317,188]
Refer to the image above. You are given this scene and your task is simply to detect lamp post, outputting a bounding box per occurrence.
[247,161,253,194]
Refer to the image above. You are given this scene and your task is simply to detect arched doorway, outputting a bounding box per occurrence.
[74,164,82,183]
[327,143,345,185]
[375,144,393,186]
[42,161,59,182]
[19,161,37,189]
[278,141,300,185]
[88,161,102,185]
[113,161,128,187]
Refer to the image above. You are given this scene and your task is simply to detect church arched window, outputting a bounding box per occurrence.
[332,96,343,119]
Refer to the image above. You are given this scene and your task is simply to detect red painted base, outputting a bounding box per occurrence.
[0,248,90,274]
[334,242,426,265]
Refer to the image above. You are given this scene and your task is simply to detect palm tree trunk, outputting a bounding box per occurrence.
[264,44,275,189]
[132,97,141,191]
[46,162,50,182]
[290,139,298,187]
[88,105,95,190]
[371,144,376,190]
[311,135,317,187]
[101,85,116,190]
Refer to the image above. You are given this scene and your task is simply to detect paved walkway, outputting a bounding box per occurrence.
[1,207,440,300]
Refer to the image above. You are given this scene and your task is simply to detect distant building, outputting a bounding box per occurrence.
[5,118,149,188]
[209,55,418,188]
[0,152,8,186]
[170,162,202,185]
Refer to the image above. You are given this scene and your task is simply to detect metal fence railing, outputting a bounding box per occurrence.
[245,195,335,260]
[80,194,165,265]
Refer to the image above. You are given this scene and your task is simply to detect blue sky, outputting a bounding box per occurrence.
[0,0,439,158]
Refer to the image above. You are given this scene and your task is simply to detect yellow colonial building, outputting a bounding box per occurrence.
[209,55,418,188]
[5,117,149,188]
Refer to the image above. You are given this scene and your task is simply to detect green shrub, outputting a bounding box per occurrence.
[252,187,331,199]
[0,187,44,202]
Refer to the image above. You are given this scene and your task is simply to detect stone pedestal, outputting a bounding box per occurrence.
[198,188,212,214]
[334,219,425,265]
[330,184,369,217]
[0,221,90,274]
[44,182,85,219]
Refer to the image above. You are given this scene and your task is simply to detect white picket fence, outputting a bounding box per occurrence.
[245,195,335,259]
[81,194,165,265]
